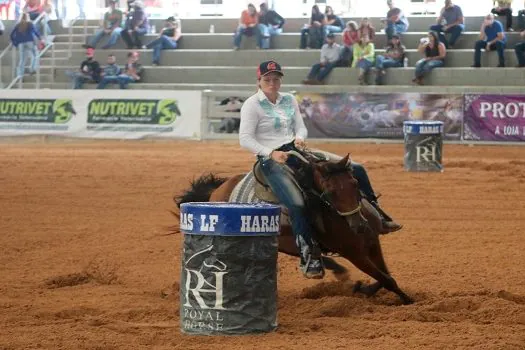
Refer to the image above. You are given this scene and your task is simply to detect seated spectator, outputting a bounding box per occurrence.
[96,54,122,89]
[515,29,525,66]
[257,2,284,50]
[121,0,148,49]
[118,51,144,89]
[324,6,344,36]
[218,96,244,133]
[473,14,506,67]
[491,0,514,31]
[302,33,341,85]
[10,13,43,78]
[85,0,123,49]
[375,33,405,85]
[145,16,181,65]
[233,3,258,50]
[341,20,359,65]
[66,47,101,89]
[413,31,446,85]
[352,34,375,85]
[383,0,409,41]
[358,18,376,41]
[430,0,464,48]
[299,5,325,49]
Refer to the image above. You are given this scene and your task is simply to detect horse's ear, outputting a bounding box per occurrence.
[339,154,350,167]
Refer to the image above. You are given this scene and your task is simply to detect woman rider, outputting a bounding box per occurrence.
[239,61,402,280]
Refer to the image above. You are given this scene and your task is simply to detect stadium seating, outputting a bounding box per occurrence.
[0,16,524,89]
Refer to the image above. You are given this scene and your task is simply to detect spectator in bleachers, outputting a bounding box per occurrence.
[383,0,409,41]
[66,47,101,89]
[491,0,514,31]
[96,54,122,89]
[518,3,525,29]
[257,2,284,50]
[299,5,325,49]
[118,51,144,89]
[233,3,258,50]
[302,32,341,85]
[358,18,375,41]
[430,0,464,48]
[10,13,42,78]
[41,0,53,37]
[144,16,181,65]
[324,6,344,36]
[352,34,375,85]
[85,0,123,50]
[341,20,359,66]
[473,14,506,67]
[121,0,148,49]
[374,33,405,85]
[413,31,446,85]
[514,29,525,66]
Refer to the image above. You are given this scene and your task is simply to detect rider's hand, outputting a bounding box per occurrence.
[294,138,306,149]
[270,150,288,164]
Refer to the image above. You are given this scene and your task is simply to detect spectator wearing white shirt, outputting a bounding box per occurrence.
[302,33,342,85]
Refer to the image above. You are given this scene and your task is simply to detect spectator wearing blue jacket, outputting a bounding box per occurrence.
[10,13,42,77]
[473,14,506,67]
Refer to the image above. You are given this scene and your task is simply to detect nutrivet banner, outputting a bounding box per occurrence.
[295,92,463,140]
[0,90,202,139]
[464,94,525,142]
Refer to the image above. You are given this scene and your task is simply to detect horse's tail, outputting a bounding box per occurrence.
[168,173,228,235]
[174,173,228,207]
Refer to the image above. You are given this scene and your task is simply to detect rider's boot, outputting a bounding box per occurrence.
[370,201,403,234]
[297,236,325,279]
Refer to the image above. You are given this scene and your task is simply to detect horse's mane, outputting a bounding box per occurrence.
[174,173,227,208]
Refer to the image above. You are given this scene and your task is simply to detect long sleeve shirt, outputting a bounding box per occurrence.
[240,10,258,26]
[320,42,342,63]
[259,10,285,28]
[10,23,40,46]
[351,42,375,67]
[239,90,307,157]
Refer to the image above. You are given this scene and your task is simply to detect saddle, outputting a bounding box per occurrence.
[252,150,332,204]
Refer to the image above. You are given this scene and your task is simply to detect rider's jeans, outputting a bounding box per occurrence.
[259,157,315,248]
[351,162,377,202]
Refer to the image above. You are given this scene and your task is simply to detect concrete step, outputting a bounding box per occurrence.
[44,66,525,86]
[55,48,525,68]
[74,31,525,50]
[43,17,523,34]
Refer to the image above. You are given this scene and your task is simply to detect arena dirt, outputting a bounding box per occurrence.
[1,140,524,350]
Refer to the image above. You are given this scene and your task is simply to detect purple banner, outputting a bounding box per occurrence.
[464,95,525,142]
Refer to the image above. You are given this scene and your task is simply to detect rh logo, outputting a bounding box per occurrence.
[183,245,228,310]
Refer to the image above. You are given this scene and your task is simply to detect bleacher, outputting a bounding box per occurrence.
[1,15,525,90]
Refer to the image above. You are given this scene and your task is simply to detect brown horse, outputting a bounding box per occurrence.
[174,152,413,305]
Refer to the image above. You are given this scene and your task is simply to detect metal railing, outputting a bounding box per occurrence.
[68,16,88,59]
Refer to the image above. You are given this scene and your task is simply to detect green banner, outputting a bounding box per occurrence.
[0,99,75,124]
[87,99,181,125]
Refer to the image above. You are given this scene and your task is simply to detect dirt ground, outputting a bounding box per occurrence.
[1,140,524,350]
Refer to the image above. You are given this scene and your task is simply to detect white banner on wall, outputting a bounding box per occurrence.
[0,90,202,140]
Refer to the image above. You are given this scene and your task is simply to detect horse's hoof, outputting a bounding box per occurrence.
[402,296,415,305]
[352,281,363,294]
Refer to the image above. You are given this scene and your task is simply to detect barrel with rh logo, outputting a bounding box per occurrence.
[179,202,281,335]
[403,121,444,172]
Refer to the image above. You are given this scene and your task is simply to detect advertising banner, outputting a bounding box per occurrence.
[296,92,463,140]
[0,90,202,139]
[463,94,525,142]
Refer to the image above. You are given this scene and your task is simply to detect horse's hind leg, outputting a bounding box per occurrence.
[345,255,413,305]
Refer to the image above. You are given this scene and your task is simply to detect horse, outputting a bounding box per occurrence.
[174,151,414,305]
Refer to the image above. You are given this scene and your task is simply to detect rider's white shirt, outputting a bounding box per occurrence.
[239,89,307,157]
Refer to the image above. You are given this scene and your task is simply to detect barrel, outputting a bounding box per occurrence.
[403,120,444,172]
[179,202,281,335]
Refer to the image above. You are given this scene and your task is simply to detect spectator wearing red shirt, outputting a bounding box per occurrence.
[233,3,258,50]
